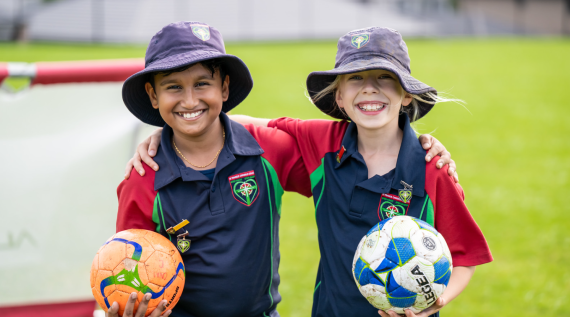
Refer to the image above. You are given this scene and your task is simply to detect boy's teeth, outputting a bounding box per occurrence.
[180,110,203,118]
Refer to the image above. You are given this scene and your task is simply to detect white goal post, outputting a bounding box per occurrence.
[0,59,157,317]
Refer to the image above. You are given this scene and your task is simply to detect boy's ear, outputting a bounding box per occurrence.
[402,93,413,107]
[221,75,230,102]
[145,82,159,109]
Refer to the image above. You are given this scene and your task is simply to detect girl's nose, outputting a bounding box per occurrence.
[361,77,379,94]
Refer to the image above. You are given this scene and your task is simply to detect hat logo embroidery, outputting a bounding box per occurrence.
[191,24,210,41]
[228,171,259,207]
[351,34,370,49]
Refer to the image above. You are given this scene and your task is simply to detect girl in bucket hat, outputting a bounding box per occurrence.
[126,27,490,317]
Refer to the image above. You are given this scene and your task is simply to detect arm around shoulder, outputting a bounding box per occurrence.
[425,157,493,267]
[117,164,158,232]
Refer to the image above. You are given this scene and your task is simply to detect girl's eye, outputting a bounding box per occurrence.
[379,74,393,80]
[348,75,363,80]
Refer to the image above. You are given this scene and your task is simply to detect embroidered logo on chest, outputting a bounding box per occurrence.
[228,170,259,206]
[377,193,410,220]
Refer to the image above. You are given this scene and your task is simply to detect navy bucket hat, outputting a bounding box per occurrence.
[122,22,253,127]
[307,27,437,121]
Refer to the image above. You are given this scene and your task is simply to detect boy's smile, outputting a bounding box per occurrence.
[336,69,411,131]
[145,63,229,138]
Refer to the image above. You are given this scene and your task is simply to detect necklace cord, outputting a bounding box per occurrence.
[172,128,225,169]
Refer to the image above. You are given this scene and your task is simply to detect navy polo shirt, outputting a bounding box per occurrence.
[268,113,493,317]
[117,113,311,317]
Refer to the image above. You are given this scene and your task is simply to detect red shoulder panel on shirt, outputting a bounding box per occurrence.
[116,163,157,232]
[268,118,348,175]
[243,124,312,197]
[425,156,493,267]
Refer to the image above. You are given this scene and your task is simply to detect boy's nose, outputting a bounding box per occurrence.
[180,89,200,108]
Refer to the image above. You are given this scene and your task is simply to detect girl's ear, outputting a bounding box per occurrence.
[221,74,230,102]
[145,82,159,109]
[402,93,413,107]
[335,88,344,109]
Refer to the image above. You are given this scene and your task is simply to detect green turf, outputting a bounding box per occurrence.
[1,39,569,316]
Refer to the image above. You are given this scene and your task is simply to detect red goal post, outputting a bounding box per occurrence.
[0,59,144,86]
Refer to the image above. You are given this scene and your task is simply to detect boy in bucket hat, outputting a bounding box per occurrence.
[125,26,478,317]
[113,21,314,317]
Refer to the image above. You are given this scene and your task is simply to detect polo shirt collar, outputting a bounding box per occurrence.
[153,112,264,191]
[335,113,425,197]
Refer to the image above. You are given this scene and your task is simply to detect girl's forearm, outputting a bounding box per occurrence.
[228,114,271,127]
[441,266,476,304]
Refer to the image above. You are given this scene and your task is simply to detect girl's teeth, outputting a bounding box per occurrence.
[359,104,384,111]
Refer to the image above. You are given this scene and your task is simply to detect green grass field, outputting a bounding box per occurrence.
[1,38,569,316]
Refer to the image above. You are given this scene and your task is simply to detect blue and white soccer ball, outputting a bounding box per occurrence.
[352,216,452,314]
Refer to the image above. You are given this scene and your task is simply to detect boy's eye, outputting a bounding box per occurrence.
[195,82,209,87]
[166,85,182,90]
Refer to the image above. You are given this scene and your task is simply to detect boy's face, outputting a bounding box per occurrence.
[145,63,229,137]
[335,69,412,131]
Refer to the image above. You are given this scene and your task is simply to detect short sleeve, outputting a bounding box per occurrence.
[425,158,493,267]
[244,124,312,197]
[116,163,158,232]
[268,117,348,174]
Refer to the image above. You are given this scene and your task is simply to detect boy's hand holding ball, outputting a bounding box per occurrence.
[106,292,171,317]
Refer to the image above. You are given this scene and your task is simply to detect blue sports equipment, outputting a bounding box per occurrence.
[352,216,452,314]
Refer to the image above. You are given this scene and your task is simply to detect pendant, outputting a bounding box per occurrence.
[399,180,413,204]
[177,231,191,253]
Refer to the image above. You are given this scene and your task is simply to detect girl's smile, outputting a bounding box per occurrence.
[356,101,388,115]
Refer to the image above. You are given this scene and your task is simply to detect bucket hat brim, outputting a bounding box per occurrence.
[307,57,437,121]
[122,50,253,127]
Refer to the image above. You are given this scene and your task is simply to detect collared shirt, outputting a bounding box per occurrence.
[268,113,493,317]
[116,112,310,317]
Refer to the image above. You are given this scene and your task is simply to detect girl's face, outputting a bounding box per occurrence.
[335,69,411,131]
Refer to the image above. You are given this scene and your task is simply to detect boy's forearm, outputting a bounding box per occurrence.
[229,114,271,127]
[441,266,476,304]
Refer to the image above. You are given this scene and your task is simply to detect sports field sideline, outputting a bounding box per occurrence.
[1,38,569,316]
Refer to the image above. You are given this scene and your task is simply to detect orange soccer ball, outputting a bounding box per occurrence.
[90,229,185,316]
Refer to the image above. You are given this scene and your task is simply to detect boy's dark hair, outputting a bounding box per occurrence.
[147,58,227,90]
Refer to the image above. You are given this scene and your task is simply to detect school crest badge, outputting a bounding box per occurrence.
[228,170,259,206]
[191,24,210,41]
[351,33,370,49]
[377,193,410,220]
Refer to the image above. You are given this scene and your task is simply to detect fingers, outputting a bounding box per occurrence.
[132,152,146,177]
[453,170,459,183]
[378,310,390,317]
[149,300,169,317]
[427,144,446,165]
[148,130,161,158]
[137,142,159,173]
[404,309,417,317]
[417,296,446,317]
[134,293,151,317]
[418,134,431,151]
[123,292,138,317]
[106,302,119,317]
[125,158,135,179]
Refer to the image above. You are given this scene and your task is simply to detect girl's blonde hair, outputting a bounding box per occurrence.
[310,74,463,123]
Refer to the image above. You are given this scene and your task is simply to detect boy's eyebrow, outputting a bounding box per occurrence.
[159,73,214,86]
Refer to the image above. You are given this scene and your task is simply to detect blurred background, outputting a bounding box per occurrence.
[0,0,569,316]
